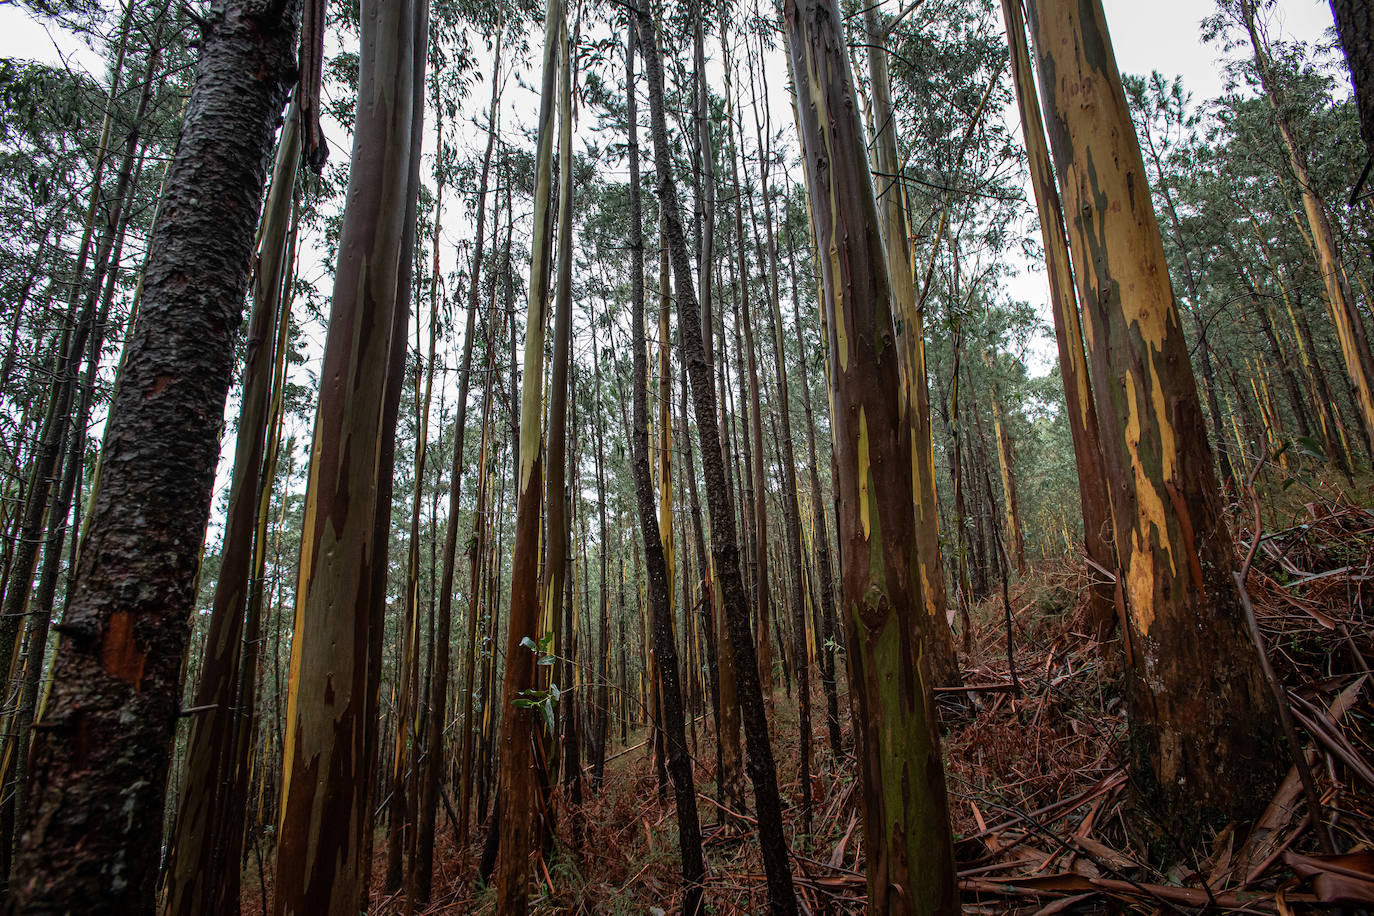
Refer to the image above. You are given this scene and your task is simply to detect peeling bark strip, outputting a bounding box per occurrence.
[273,0,423,911]
[5,0,300,911]
[782,0,958,910]
[1026,0,1283,845]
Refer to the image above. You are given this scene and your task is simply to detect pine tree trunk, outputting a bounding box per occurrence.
[6,0,299,908]
[635,6,798,911]
[165,94,300,916]
[1331,0,1374,162]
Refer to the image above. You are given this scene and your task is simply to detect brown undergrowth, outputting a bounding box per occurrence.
[247,475,1372,914]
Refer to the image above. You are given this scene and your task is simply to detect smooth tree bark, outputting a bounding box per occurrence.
[273,0,424,910]
[862,2,962,685]
[1000,0,1115,636]
[634,5,798,912]
[494,0,560,906]
[447,19,503,859]
[1027,0,1284,846]
[5,0,300,909]
[783,0,959,910]
[625,27,706,913]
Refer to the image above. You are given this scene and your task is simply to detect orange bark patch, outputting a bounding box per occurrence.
[101,611,146,687]
[145,375,173,399]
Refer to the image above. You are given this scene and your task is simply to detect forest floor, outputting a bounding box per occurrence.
[255,470,1374,914]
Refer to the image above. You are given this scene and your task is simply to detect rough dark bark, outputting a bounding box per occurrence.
[625,23,706,911]
[634,7,797,913]
[164,93,299,916]
[5,0,300,909]
[1331,0,1374,164]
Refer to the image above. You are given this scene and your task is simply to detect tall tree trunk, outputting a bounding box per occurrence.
[635,7,798,912]
[862,3,962,686]
[165,96,300,916]
[783,0,959,911]
[1000,0,1116,636]
[784,222,843,761]
[445,41,504,865]
[494,0,560,907]
[6,0,300,909]
[274,0,424,909]
[625,28,706,912]
[1027,0,1284,846]
[1239,0,1374,456]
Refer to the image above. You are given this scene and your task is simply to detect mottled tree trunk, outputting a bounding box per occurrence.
[1028,0,1284,846]
[1000,0,1117,636]
[274,0,424,910]
[783,0,959,909]
[862,3,962,685]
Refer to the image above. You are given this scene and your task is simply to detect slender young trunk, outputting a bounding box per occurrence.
[1028,0,1284,845]
[7,0,300,909]
[591,328,612,789]
[783,0,958,909]
[540,11,576,847]
[988,382,1027,575]
[784,223,842,761]
[1001,0,1117,635]
[494,0,560,907]
[625,24,706,911]
[635,7,797,912]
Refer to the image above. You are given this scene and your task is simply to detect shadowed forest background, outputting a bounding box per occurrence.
[0,0,1371,912]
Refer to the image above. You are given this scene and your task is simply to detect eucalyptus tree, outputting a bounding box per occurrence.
[1027,0,1283,846]
[273,0,427,909]
[784,0,960,910]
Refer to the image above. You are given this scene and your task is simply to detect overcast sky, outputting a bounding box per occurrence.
[0,0,1349,371]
